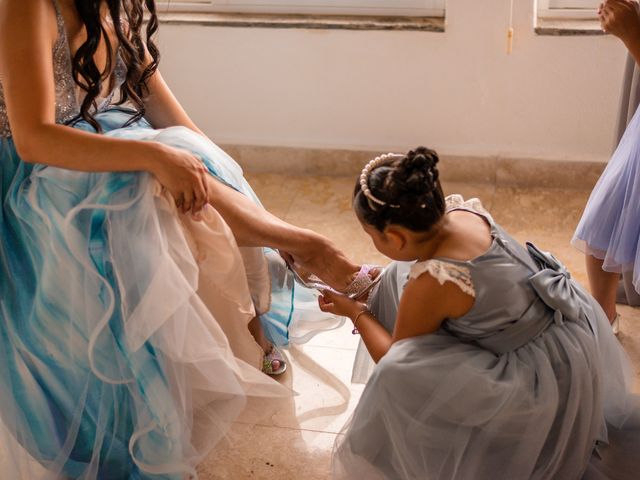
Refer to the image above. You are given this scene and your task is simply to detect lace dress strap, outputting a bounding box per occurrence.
[409,260,476,298]
[446,194,493,223]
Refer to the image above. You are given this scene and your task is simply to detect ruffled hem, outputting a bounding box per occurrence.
[572,102,640,296]
[0,112,307,478]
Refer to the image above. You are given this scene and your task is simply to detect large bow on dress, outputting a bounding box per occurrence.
[527,242,592,328]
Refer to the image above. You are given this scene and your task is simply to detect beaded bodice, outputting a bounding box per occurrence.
[0,0,126,138]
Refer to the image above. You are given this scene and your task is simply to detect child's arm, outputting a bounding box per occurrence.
[391,273,474,343]
[318,292,392,362]
[318,272,474,363]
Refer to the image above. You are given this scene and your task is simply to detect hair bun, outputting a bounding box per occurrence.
[392,146,440,197]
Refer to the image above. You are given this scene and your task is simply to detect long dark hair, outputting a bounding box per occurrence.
[72,0,160,131]
[353,146,446,232]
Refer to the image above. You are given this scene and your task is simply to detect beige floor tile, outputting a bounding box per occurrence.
[198,173,640,479]
[441,181,496,210]
[491,186,590,234]
[244,173,300,219]
[238,344,364,434]
[305,318,362,350]
[198,423,335,480]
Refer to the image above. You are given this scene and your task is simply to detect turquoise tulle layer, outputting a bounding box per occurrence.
[0,109,333,478]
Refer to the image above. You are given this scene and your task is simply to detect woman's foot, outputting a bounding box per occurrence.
[262,346,287,376]
[284,232,376,292]
[248,316,286,374]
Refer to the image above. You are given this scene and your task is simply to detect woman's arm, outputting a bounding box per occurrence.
[0,0,209,212]
[601,0,640,65]
[0,0,156,171]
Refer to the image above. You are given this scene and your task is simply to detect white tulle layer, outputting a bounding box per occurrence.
[0,121,294,479]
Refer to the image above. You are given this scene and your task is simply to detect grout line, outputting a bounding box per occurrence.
[232,419,347,435]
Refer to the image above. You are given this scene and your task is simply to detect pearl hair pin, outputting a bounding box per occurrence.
[359,153,404,209]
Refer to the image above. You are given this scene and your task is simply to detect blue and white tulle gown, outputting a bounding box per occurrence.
[0,4,339,478]
[573,98,640,293]
[338,196,640,480]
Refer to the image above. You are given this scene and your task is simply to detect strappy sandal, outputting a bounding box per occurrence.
[263,346,287,376]
[344,264,384,300]
[287,262,383,299]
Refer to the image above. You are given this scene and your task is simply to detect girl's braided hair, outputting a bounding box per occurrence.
[353,146,446,232]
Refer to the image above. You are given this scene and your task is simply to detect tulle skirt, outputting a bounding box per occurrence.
[0,109,338,479]
[573,103,640,294]
[336,264,640,480]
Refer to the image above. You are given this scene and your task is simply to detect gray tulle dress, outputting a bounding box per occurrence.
[335,196,640,480]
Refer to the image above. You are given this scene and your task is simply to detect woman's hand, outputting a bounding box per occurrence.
[600,0,640,43]
[149,144,210,214]
[318,289,365,319]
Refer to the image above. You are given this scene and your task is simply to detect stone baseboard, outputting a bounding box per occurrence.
[221,144,605,191]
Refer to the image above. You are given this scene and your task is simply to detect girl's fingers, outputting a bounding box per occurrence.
[318,299,335,312]
[321,289,341,302]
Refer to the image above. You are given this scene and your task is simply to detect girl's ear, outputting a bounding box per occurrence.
[384,227,407,250]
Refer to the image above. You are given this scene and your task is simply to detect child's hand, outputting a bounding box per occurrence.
[600,0,640,43]
[318,289,365,319]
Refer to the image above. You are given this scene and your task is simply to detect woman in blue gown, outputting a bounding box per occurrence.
[0,0,361,477]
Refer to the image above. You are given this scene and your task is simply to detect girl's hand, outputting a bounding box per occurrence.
[149,144,210,214]
[600,0,640,43]
[318,289,365,318]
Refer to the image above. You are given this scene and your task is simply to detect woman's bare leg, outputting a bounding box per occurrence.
[205,176,360,290]
[586,254,619,323]
[205,176,360,369]
[248,316,281,370]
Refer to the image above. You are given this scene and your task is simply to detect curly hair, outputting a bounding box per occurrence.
[71,0,160,132]
[353,146,446,232]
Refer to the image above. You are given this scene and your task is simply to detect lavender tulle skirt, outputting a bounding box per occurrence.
[573,104,640,293]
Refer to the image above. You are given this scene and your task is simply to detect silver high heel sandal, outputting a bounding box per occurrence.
[287,262,384,299]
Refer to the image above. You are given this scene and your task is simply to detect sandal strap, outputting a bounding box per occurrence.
[263,346,287,375]
[344,264,381,298]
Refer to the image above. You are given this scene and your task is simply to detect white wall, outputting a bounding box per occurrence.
[157,0,627,163]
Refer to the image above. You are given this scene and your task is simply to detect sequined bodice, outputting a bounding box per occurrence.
[0,0,126,138]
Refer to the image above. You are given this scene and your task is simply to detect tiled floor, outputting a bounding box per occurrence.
[197,174,640,479]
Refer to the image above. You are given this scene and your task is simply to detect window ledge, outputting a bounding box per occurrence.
[158,12,444,32]
[535,18,605,36]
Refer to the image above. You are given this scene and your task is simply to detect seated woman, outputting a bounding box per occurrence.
[320,147,640,479]
[0,0,372,477]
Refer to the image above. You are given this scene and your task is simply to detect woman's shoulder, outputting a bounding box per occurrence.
[0,0,59,44]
